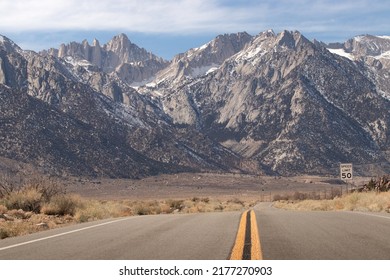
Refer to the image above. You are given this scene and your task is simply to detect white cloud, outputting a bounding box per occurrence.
[0,0,388,37]
[0,0,260,33]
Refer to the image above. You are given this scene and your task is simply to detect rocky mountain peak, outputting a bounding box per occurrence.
[232,30,312,64]
[324,35,390,100]
[41,34,168,86]
[92,38,100,47]
[209,32,252,52]
[345,35,390,57]
[325,35,390,61]
[276,30,296,48]
[0,35,27,88]
[154,32,253,84]
[45,34,166,72]
[0,34,22,53]
[275,30,311,50]
[105,33,131,54]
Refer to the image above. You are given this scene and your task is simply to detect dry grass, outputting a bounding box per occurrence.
[0,213,75,239]
[274,192,390,212]
[0,174,258,239]
[73,197,251,222]
[1,194,252,239]
[41,195,81,216]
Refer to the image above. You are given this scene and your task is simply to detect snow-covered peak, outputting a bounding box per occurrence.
[327,34,390,61]
[234,30,308,64]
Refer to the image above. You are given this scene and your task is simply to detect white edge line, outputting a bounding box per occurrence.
[0,217,132,252]
[348,211,390,220]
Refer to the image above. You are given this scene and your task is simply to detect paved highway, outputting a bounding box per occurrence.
[1,203,389,259]
[0,212,241,259]
[254,203,390,259]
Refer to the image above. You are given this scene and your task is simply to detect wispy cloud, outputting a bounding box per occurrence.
[0,0,255,33]
[0,0,386,36]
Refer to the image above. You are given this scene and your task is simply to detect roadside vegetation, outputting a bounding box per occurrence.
[0,175,252,239]
[274,175,390,213]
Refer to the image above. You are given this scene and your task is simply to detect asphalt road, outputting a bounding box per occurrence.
[0,212,241,260]
[1,203,390,259]
[254,203,390,259]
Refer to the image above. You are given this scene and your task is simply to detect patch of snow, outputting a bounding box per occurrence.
[0,35,4,43]
[243,45,266,60]
[198,43,209,51]
[130,76,156,87]
[64,56,92,68]
[186,43,208,58]
[374,50,390,59]
[327,48,354,60]
[206,67,219,75]
[377,35,390,40]
[354,35,364,42]
[190,64,219,78]
[148,90,164,98]
[146,81,157,88]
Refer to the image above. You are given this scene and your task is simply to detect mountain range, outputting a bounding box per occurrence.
[1,30,389,178]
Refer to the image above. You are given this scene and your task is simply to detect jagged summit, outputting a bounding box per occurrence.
[0,34,22,52]
[1,30,390,177]
[45,33,166,70]
[150,32,252,86]
[41,33,168,86]
[324,34,390,100]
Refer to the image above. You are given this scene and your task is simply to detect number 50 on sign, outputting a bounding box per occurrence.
[340,163,353,180]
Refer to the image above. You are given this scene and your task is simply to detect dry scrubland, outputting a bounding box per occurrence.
[274,192,390,212]
[274,175,390,212]
[0,177,253,239]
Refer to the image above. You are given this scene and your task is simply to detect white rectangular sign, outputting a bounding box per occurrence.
[340,163,353,180]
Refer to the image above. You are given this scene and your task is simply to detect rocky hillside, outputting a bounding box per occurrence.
[1,31,389,177]
[0,35,240,177]
[143,30,390,175]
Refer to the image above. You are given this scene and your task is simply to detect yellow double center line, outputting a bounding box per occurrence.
[229,210,263,260]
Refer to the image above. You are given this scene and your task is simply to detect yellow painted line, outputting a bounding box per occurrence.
[250,210,263,260]
[229,210,263,260]
[229,210,248,260]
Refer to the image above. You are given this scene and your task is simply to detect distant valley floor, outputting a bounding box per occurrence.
[61,172,370,201]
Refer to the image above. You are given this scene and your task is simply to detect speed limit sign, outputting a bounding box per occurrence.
[340,163,353,180]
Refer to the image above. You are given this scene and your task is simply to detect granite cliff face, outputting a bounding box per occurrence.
[43,33,168,85]
[1,31,389,177]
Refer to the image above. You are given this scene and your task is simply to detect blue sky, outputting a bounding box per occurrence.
[0,0,389,59]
